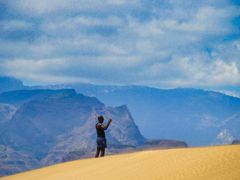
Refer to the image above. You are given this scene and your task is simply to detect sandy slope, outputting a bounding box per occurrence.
[2,145,240,180]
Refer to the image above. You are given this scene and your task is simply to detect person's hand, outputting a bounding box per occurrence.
[109,119,112,123]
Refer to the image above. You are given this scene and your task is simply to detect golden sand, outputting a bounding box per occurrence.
[2,145,240,180]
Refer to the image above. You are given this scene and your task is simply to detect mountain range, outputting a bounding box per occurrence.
[43,83,240,146]
[1,76,239,175]
[1,77,240,146]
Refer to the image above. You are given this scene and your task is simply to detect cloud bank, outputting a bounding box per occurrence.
[0,0,239,92]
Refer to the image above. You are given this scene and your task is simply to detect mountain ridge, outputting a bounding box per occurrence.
[0,89,166,176]
[1,76,240,145]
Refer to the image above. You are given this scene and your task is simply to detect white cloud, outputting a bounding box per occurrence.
[137,53,240,88]
[161,6,236,35]
[1,59,66,73]
[0,20,33,31]
[4,0,140,16]
[40,15,124,37]
[211,60,239,84]
[0,58,89,84]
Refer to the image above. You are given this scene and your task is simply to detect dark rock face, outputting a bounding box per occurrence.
[0,103,16,124]
[0,89,145,175]
[41,104,145,165]
[232,139,240,144]
[142,139,188,148]
[0,77,25,93]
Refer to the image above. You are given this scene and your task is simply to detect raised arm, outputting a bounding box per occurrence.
[102,119,112,130]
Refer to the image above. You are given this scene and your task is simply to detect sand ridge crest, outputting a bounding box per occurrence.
[2,145,240,180]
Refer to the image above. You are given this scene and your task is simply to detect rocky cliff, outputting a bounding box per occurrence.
[0,89,145,175]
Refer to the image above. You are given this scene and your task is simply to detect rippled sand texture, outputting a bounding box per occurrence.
[2,145,240,180]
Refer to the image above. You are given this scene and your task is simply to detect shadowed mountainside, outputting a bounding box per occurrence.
[0,89,144,175]
[0,89,186,176]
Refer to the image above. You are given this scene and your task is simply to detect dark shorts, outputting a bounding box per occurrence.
[97,137,107,148]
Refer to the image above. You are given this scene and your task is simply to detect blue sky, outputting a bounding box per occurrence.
[0,0,240,96]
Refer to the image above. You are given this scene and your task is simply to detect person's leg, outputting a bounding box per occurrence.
[95,147,100,158]
[100,148,105,157]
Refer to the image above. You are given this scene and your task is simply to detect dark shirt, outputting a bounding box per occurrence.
[96,123,105,138]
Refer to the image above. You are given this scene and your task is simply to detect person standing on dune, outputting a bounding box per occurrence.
[95,115,112,158]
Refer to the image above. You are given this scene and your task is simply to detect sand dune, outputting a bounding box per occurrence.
[2,145,240,180]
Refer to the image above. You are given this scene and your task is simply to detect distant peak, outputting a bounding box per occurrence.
[0,76,25,93]
[115,104,129,112]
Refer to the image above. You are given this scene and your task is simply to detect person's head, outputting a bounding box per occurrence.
[98,115,104,123]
